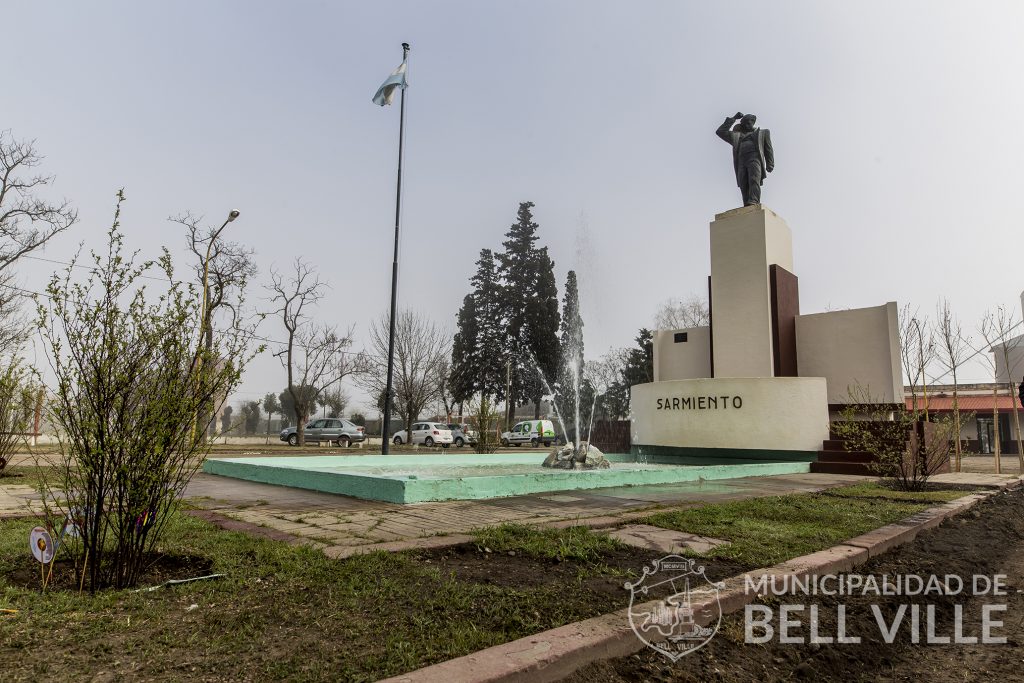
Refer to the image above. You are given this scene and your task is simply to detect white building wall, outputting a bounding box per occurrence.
[654,327,712,381]
[795,302,902,404]
[993,336,1024,384]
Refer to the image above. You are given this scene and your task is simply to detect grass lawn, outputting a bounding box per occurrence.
[0,465,58,490]
[0,512,637,682]
[642,482,978,567]
[0,481,978,681]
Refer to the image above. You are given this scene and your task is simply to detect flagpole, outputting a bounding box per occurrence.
[381,41,409,455]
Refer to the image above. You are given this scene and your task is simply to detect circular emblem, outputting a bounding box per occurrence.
[625,555,725,661]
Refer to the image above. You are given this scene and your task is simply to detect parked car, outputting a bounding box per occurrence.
[391,422,454,447]
[447,423,478,448]
[280,417,365,447]
[500,420,559,447]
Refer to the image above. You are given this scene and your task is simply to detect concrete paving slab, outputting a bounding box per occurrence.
[929,472,1023,488]
[607,524,729,554]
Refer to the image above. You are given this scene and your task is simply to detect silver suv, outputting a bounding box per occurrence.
[280,418,365,447]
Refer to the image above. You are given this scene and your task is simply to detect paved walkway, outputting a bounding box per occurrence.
[180,471,871,553]
[5,460,1020,557]
[0,484,42,518]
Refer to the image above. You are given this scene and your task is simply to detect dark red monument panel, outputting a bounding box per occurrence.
[769,264,799,377]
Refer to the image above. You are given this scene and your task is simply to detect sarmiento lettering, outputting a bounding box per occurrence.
[656,395,743,410]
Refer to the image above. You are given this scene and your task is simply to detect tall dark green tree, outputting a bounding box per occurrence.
[450,248,507,417]
[471,249,507,399]
[522,246,561,418]
[449,293,479,408]
[602,328,654,420]
[262,392,282,440]
[496,202,560,423]
[279,385,318,426]
[622,328,654,387]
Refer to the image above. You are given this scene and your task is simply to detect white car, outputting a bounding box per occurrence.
[391,422,454,447]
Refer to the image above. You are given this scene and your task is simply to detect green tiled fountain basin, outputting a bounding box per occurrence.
[202,452,810,504]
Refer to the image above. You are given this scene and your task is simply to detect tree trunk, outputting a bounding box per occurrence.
[1010,381,1024,472]
[951,368,961,472]
[993,385,1001,475]
[199,287,214,444]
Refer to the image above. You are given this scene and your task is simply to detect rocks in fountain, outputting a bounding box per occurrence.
[542,444,575,469]
[542,441,610,470]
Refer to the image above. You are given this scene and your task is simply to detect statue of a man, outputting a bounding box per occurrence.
[716,112,774,206]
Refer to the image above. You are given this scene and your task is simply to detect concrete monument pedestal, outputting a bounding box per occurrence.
[631,205,901,464]
[631,377,828,462]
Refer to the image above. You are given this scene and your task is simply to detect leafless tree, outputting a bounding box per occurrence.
[0,272,26,354]
[176,213,257,436]
[361,309,450,441]
[587,347,629,420]
[0,131,78,351]
[653,295,710,330]
[178,213,257,330]
[935,299,972,470]
[434,353,458,420]
[268,259,360,445]
[899,304,936,412]
[0,357,35,474]
[317,386,349,418]
[979,306,1024,473]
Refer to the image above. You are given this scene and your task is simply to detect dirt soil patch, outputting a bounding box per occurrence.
[6,552,213,592]
[414,542,752,606]
[564,486,1024,683]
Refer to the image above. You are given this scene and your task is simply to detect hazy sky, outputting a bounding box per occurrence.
[6,1,1024,413]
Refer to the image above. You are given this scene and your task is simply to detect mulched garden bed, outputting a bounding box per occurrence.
[6,552,214,592]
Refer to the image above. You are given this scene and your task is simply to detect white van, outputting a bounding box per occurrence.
[501,420,559,448]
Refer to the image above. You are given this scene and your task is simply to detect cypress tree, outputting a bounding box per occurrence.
[497,202,561,424]
[470,248,507,400]
[449,293,479,407]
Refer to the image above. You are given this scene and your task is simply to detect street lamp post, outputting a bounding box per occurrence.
[199,210,240,340]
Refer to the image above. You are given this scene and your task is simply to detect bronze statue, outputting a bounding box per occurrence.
[716,112,774,206]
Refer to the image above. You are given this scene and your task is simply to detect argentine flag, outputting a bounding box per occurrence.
[372,60,408,106]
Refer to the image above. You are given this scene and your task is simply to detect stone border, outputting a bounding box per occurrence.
[379,477,1023,683]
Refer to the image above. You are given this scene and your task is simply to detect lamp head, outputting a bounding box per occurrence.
[227,210,240,222]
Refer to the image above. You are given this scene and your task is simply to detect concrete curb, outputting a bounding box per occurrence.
[378,481,1022,683]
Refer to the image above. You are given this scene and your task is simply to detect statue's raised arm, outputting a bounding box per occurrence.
[716,112,744,144]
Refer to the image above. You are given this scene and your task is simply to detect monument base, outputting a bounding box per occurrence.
[630,377,829,463]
